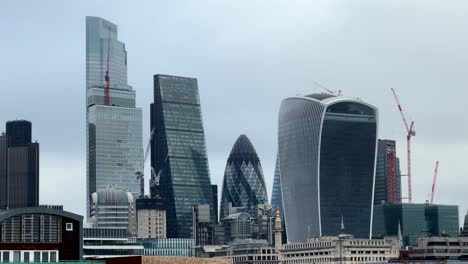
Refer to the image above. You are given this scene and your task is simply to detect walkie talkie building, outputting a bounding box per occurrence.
[278,93,378,242]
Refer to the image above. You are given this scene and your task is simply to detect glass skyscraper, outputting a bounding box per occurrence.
[374,139,401,205]
[278,93,378,242]
[220,134,268,220]
[86,17,143,219]
[151,74,215,238]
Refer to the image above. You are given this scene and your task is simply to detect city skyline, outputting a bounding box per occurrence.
[1,1,467,226]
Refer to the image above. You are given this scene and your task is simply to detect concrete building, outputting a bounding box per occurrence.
[136,198,166,239]
[373,203,459,247]
[193,204,214,246]
[281,235,399,264]
[210,239,279,264]
[0,120,39,210]
[86,16,143,219]
[0,206,83,262]
[410,236,468,261]
[90,186,135,236]
[83,227,144,259]
[151,74,215,238]
[278,93,378,241]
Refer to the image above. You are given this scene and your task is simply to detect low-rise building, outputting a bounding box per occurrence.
[211,239,279,264]
[0,206,83,262]
[410,236,468,261]
[102,255,231,264]
[138,238,194,257]
[83,227,144,259]
[281,235,399,264]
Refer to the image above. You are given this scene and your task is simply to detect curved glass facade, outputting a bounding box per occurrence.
[278,95,377,242]
[220,135,268,220]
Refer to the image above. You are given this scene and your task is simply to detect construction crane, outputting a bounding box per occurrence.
[429,161,439,205]
[104,26,111,106]
[149,146,171,198]
[135,128,155,198]
[391,88,416,203]
[312,81,342,96]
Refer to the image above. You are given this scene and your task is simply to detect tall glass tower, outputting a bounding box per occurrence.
[278,93,378,242]
[220,134,268,220]
[374,139,401,205]
[86,17,143,219]
[151,74,215,238]
[270,154,284,218]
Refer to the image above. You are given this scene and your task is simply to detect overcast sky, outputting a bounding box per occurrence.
[1,0,467,226]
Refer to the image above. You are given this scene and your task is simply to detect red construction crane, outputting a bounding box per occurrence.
[430,161,439,204]
[104,26,111,106]
[391,88,416,203]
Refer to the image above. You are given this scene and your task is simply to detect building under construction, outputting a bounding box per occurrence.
[374,139,402,205]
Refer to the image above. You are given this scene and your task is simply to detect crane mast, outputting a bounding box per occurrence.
[104,26,111,106]
[135,128,155,198]
[391,88,416,203]
[430,161,439,204]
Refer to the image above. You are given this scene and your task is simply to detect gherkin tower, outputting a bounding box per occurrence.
[220,135,268,220]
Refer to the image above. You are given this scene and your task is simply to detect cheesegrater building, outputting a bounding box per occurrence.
[151,74,215,238]
[278,93,378,242]
[86,17,143,219]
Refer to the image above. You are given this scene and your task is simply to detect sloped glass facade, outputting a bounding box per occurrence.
[220,135,268,220]
[151,75,214,238]
[278,94,378,242]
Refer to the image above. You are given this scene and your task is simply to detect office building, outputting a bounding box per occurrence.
[220,135,268,220]
[136,198,166,239]
[86,16,143,219]
[410,236,468,261]
[90,186,135,236]
[83,228,144,259]
[278,93,378,241]
[0,120,39,209]
[151,74,215,238]
[281,235,399,263]
[372,203,459,247]
[0,206,83,261]
[374,139,401,205]
[138,238,195,257]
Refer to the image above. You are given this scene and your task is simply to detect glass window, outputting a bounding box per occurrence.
[13,251,20,262]
[3,252,10,262]
[42,251,49,262]
[34,252,41,262]
[23,252,30,262]
[66,222,73,231]
[50,251,57,262]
